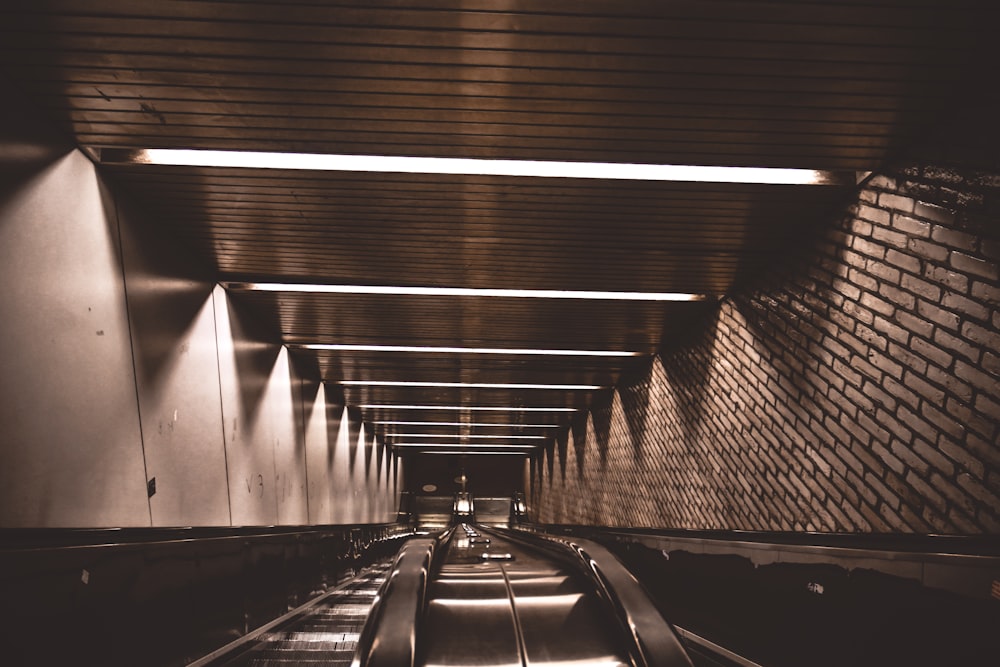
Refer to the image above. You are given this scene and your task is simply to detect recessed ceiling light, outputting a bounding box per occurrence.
[296,344,640,357]
[127,149,839,185]
[371,421,561,428]
[226,281,709,302]
[360,404,577,412]
[339,380,603,390]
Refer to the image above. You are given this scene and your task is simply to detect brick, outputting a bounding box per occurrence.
[851,236,885,261]
[946,398,996,442]
[868,175,897,190]
[872,315,909,344]
[842,299,875,325]
[942,293,990,321]
[856,410,891,444]
[971,280,1000,304]
[878,283,916,310]
[886,341,928,375]
[856,204,890,226]
[983,351,1000,376]
[908,238,949,262]
[931,226,978,253]
[910,336,953,371]
[862,379,898,412]
[937,436,986,479]
[932,472,978,516]
[920,402,966,440]
[876,407,913,442]
[895,311,934,339]
[892,215,931,237]
[883,376,921,410]
[885,250,920,275]
[900,273,941,301]
[867,349,904,379]
[892,436,930,476]
[878,192,915,214]
[868,261,901,284]
[933,328,980,363]
[917,299,960,330]
[913,201,955,224]
[905,470,946,512]
[832,278,862,301]
[961,321,1000,350]
[925,364,974,402]
[913,439,956,477]
[923,265,969,293]
[860,292,894,317]
[950,251,999,280]
[872,440,905,476]
[866,472,899,509]
[975,393,1000,421]
[873,226,909,249]
[848,267,878,291]
[833,359,863,388]
[849,217,873,237]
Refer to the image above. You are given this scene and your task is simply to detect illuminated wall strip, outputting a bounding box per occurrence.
[131,149,835,185]
[297,344,640,357]
[360,404,577,412]
[372,421,561,428]
[226,282,708,302]
[338,380,602,390]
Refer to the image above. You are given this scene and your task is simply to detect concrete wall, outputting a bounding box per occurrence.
[0,112,400,528]
[532,161,999,534]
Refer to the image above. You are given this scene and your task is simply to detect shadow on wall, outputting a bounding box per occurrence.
[225,294,283,431]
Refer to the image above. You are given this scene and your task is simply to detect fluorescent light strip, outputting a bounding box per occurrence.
[298,344,640,357]
[228,282,708,302]
[360,404,577,412]
[135,149,831,185]
[372,420,561,428]
[387,434,546,440]
[339,380,602,390]
[418,451,530,456]
[392,443,535,448]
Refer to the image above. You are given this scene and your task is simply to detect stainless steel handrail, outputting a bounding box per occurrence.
[485,526,694,667]
[352,529,450,667]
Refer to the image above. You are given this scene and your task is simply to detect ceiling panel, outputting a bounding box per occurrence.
[0,0,990,462]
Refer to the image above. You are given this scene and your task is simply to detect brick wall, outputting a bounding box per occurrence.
[532,162,999,533]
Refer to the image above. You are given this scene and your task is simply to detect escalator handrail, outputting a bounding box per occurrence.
[487,526,694,667]
[352,529,450,667]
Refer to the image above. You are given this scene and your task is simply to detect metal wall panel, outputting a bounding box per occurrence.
[0,148,150,527]
[118,201,231,527]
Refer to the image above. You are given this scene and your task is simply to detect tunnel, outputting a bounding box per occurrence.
[0,2,998,666]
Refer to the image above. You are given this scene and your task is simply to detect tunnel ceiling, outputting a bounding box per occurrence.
[0,0,991,459]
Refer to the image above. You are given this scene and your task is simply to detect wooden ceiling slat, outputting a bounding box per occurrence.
[2,0,986,439]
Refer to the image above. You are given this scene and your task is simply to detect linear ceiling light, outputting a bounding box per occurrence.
[417,451,531,456]
[296,344,640,357]
[130,149,837,185]
[391,443,535,448]
[386,434,546,439]
[339,380,603,390]
[372,421,561,428]
[226,282,709,302]
[360,404,577,412]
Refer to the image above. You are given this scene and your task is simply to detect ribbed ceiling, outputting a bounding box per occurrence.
[0,0,991,458]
